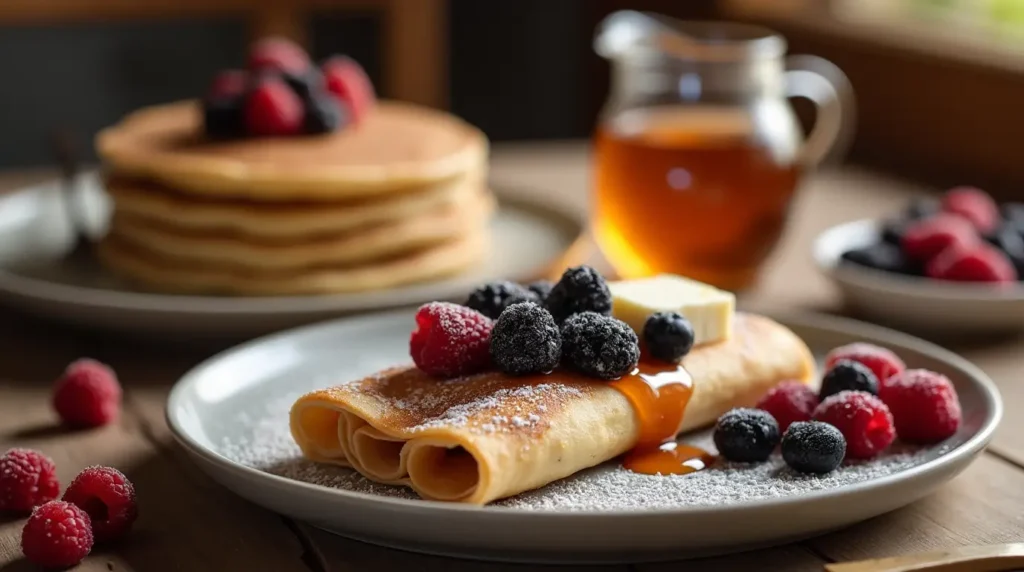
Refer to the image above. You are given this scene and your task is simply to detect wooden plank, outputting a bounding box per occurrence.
[0,321,310,572]
[639,544,825,572]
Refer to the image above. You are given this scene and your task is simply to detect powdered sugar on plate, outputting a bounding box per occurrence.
[220,395,953,512]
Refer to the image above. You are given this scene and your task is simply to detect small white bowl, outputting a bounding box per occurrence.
[813,219,1024,336]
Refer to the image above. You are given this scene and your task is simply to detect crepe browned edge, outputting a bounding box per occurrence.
[96,100,488,199]
[289,313,816,504]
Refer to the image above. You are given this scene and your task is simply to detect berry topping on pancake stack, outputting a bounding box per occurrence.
[201,37,372,138]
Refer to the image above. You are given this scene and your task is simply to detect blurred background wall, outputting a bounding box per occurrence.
[2,0,1023,199]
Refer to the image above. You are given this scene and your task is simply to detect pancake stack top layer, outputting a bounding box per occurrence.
[96,91,492,296]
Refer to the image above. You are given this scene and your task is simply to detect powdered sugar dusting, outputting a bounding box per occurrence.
[220,395,953,511]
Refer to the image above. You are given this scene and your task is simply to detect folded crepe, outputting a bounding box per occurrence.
[290,313,815,505]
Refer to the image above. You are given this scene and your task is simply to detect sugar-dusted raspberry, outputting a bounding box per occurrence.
[409,302,493,377]
[813,390,895,459]
[880,369,961,443]
[0,448,60,513]
[926,243,1017,283]
[21,501,93,569]
[901,213,978,262]
[942,186,999,234]
[63,466,138,543]
[825,343,905,386]
[755,380,819,432]
[489,302,561,375]
[545,265,613,323]
[244,76,304,137]
[322,56,376,123]
[561,312,639,380]
[53,358,122,428]
[247,36,310,74]
[464,281,537,319]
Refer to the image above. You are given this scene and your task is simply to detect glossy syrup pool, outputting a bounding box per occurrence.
[219,393,952,511]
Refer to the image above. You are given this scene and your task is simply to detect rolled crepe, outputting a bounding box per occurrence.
[290,313,814,505]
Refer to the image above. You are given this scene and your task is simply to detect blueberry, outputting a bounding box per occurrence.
[489,302,561,375]
[840,243,921,276]
[642,311,695,363]
[304,95,348,135]
[202,97,245,138]
[1001,202,1024,225]
[781,421,846,474]
[713,408,780,463]
[985,224,1024,258]
[545,265,613,323]
[465,281,538,320]
[282,67,324,102]
[905,197,940,220]
[819,360,879,400]
[561,312,639,380]
[527,280,554,303]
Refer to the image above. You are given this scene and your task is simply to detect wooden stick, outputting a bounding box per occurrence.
[826,544,1024,572]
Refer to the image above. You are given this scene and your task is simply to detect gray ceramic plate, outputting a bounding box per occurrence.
[0,174,586,339]
[166,309,1001,564]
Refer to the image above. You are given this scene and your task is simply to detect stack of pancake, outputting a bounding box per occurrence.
[95,100,491,296]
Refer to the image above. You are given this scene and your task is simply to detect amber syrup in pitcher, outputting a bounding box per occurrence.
[593,107,801,291]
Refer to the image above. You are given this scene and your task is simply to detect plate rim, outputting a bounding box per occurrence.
[0,176,588,315]
[813,218,1024,302]
[165,308,1003,519]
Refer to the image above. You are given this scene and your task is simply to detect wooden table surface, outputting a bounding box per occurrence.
[2,143,1023,572]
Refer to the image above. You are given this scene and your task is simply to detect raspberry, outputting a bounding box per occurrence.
[880,369,961,443]
[409,302,493,377]
[244,77,304,137]
[825,343,905,386]
[545,265,613,323]
[247,36,310,74]
[713,408,780,463]
[464,281,538,319]
[0,449,60,513]
[62,466,138,543]
[322,56,376,123]
[53,359,122,428]
[813,391,895,459]
[926,243,1017,283]
[21,501,93,569]
[942,186,999,234]
[642,311,695,363]
[755,380,819,432]
[901,214,978,262]
[781,421,846,474]
[489,302,561,375]
[560,312,639,380]
[819,360,879,400]
[206,69,248,100]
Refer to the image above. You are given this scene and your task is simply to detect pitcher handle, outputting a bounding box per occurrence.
[785,54,856,167]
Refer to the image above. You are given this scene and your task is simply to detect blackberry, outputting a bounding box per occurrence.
[713,408,780,463]
[527,280,554,302]
[819,360,879,400]
[642,311,695,363]
[304,95,348,135]
[781,421,846,474]
[905,197,940,220]
[880,219,907,246]
[545,265,613,323]
[282,67,324,102]
[984,223,1024,260]
[465,281,538,319]
[561,312,639,380]
[489,302,561,375]
[202,97,245,138]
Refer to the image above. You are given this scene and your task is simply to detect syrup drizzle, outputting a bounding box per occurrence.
[610,361,717,475]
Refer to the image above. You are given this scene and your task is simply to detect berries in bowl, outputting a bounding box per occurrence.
[813,186,1024,335]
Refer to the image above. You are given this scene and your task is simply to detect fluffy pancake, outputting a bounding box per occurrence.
[97,231,488,296]
[104,171,484,238]
[107,191,494,270]
[96,100,488,199]
[290,313,815,504]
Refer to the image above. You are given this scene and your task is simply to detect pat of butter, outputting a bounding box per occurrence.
[609,274,735,347]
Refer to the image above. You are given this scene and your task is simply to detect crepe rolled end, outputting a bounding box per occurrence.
[352,425,408,482]
[290,404,344,460]
[404,439,486,503]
